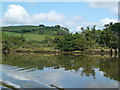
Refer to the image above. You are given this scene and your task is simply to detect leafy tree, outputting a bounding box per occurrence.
[2,32,26,53]
[54,25,61,28]
[102,23,119,50]
[61,27,70,32]
[73,33,88,50]
[110,23,120,54]
[39,24,45,27]
[81,26,99,49]
[56,35,75,51]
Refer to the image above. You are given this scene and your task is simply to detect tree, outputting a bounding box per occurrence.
[81,26,99,49]
[91,25,96,33]
[61,27,70,32]
[101,22,120,56]
[110,23,120,55]
[2,33,11,53]
[73,33,88,50]
[54,25,61,28]
[39,24,45,27]
[56,35,75,51]
[2,33,26,53]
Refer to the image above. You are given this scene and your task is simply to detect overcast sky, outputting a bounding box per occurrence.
[1,2,118,32]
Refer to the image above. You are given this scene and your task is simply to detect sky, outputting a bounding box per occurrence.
[1,2,118,32]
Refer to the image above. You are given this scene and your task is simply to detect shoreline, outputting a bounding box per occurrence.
[2,48,113,55]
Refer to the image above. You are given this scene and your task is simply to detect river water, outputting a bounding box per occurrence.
[0,53,119,89]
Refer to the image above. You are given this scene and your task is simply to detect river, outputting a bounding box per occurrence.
[0,53,119,89]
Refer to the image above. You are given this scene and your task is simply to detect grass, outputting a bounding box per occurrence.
[2,25,42,32]
[1,25,61,41]
[2,31,54,41]
[24,33,54,41]
[29,27,60,35]
[3,31,21,37]
[1,25,69,44]
[1,25,62,36]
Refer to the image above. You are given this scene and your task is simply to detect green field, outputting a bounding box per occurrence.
[1,25,69,42]
[29,27,59,35]
[2,31,54,42]
[2,25,41,32]
[1,25,62,35]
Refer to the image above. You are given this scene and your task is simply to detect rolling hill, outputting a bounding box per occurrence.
[1,25,68,42]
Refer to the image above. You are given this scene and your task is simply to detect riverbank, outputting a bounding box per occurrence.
[2,48,115,56]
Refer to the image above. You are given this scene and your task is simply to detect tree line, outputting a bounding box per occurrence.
[54,23,120,53]
[2,22,120,55]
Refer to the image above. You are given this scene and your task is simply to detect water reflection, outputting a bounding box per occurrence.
[1,54,119,88]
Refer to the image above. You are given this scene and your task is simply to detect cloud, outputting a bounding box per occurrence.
[81,18,118,28]
[74,18,117,33]
[3,5,31,25]
[89,2,113,8]
[75,26,84,32]
[2,5,81,26]
[2,4,66,25]
[88,2,118,14]
[33,10,66,23]
[2,4,84,33]
[2,4,118,33]
[100,18,118,25]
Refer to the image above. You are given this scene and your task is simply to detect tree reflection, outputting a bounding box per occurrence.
[2,54,118,81]
[99,57,119,81]
[81,65,96,79]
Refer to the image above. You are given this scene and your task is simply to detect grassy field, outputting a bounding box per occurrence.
[29,27,59,35]
[1,25,64,37]
[2,31,55,41]
[2,25,42,32]
[1,25,67,42]
[1,25,61,35]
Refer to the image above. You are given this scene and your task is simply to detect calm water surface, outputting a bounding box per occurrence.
[0,54,119,89]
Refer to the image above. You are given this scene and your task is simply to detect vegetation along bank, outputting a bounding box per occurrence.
[1,23,120,56]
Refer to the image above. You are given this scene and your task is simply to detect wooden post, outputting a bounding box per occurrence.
[110,49,113,57]
[114,49,117,57]
[118,47,120,58]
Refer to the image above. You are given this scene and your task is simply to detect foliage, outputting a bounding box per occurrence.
[2,33,26,50]
[100,22,120,49]
[2,23,120,52]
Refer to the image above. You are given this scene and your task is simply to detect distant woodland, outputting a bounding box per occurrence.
[1,22,120,55]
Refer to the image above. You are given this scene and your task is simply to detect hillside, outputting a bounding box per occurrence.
[2,25,69,41]
[2,25,41,32]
